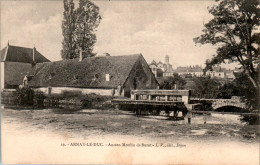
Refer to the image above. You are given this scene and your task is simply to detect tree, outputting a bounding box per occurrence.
[160,74,186,90]
[217,82,237,99]
[191,76,221,99]
[74,0,101,58]
[61,0,77,59]
[61,0,101,59]
[232,72,259,109]
[194,0,260,89]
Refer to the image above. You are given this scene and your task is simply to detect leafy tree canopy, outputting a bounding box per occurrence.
[232,72,259,109]
[74,0,101,57]
[61,0,77,59]
[61,0,101,60]
[194,0,260,88]
[191,76,221,99]
[160,74,186,90]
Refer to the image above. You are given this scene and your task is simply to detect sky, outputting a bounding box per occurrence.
[1,0,236,69]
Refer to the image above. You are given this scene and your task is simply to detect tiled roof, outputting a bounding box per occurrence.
[4,62,34,86]
[29,54,142,88]
[157,61,163,65]
[0,45,50,63]
[149,60,157,66]
[0,47,7,61]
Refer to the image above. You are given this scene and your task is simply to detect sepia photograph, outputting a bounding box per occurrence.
[0,0,259,164]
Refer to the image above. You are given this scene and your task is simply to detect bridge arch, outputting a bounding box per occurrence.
[212,99,246,111]
[214,105,247,112]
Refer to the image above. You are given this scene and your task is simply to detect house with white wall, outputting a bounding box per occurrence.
[149,55,174,77]
[0,42,50,89]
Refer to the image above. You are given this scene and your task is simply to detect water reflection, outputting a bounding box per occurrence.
[190,113,244,125]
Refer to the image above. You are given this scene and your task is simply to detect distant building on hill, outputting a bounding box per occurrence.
[175,65,203,78]
[206,66,236,79]
[149,55,174,77]
[205,66,225,78]
[29,54,159,97]
[149,61,164,78]
[175,65,236,80]
[0,42,50,89]
[224,70,236,79]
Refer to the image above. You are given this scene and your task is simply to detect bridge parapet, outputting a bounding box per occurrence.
[190,97,247,110]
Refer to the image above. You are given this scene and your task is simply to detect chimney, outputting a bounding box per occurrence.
[79,49,83,62]
[3,41,9,62]
[33,44,36,62]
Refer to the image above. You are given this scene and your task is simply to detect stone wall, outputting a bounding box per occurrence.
[34,87,121,96]
[1,89,17,104]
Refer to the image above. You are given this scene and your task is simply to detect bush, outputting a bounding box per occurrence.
[61,90,82,98]
[190,76,221,99]
[46,94,62,108]
[16,87,35,105]
[15,88,47,107]
[34,91,46,108]
[81,93,112,109]
[13,88,113,109]
[159,74,186,89]
[45,92,112,109]
[240,115,259,125]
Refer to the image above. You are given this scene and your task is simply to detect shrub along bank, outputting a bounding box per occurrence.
[45,91,113,110]
[1,87,113,110]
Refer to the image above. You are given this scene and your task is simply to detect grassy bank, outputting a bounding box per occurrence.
[2,88,114,110]
[45,91,114,110]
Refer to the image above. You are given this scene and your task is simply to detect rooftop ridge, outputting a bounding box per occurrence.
[53,53,142,63]
[5,44,35,50]
[0,44,50,63]
[29,54,143,88]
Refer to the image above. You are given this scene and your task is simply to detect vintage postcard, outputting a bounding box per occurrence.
[1,0,259,164]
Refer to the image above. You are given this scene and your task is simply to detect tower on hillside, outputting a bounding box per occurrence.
[165,55,169,65]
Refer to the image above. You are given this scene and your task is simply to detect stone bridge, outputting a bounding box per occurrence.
[211,99,246,110]
[191,96,247,110]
